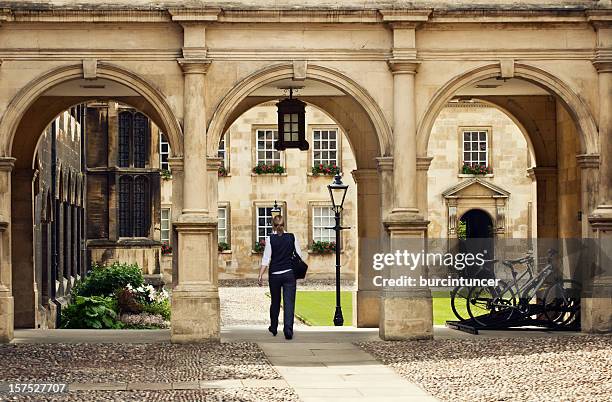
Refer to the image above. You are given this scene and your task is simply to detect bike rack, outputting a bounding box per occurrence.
[445,303,581,335]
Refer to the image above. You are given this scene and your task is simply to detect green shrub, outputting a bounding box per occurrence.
[73,262,144,297]
[141,299,171,321]
[61,296,123,329]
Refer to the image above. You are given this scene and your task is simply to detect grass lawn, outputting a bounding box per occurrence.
[294,290,465,326]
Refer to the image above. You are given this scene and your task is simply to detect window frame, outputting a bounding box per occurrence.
[252,201,287,249]
[159,133,171,171]
[117,109,150,169]
[458,126,492,173]
[252,125,284,168]
[117,174,150,239]
[218,133,230,172]
[160,206,171,244]
[218,202,231,248]
[310,125,341,169]
[308,201,343,251]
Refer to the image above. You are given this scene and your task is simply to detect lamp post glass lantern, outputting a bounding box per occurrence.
[271,200,282,219]
[327,174,349,326]
[276,88,308,151]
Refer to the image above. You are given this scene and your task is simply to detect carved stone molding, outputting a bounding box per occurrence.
[576,154,600,169]
[167,157,184,173]
[0,157,15,172]
[387,59,420,75]
[375,156,394,172]
[416,156,433,171]
[207,156,223,171]
[177,58,211,75]
[593,59,612,74]
[350,168,378,184]
[168,8,221,23]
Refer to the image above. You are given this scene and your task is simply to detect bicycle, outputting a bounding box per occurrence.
[466,249,581,328]
[450,258,497,322]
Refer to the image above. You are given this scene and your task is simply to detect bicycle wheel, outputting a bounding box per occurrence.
[542,279,581,328]
[467,281,516,327]
[450,286,470,322]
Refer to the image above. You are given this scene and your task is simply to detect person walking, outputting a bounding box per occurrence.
[258,215,303,340]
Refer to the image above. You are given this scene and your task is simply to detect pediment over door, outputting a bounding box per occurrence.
[442,178,510,199]
[442,178,510,238]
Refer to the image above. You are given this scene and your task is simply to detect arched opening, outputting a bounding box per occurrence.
[422,64,598,331]
[3,65,182,331]
[204,64,389,329]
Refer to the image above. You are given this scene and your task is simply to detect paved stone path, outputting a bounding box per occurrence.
[259,341,438,402]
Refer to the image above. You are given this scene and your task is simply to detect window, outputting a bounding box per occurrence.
[218,136,228,169]
[118,175,149,238]
[160,134,170,171]
[312,206,335,243]
[462,130,488,167]
[312,129,338,166]
[218,207,228,244]
[161,208,171,243]
[118,111,149,168]
[256,129,281,166]
[256,205,283,242]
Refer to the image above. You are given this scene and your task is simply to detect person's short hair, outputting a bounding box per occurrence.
[273,215,285,234]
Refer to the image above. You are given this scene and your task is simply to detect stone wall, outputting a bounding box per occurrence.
[427,103,533,239]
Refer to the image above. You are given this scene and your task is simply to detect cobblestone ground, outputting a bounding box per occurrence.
[0,342,299,401]
[6,388,298,402]
[359,335,612,402]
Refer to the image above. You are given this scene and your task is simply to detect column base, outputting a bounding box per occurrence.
[171,287,220,343]
[379,289,433,341]
[354,290,380,328]
[0,292,14,343]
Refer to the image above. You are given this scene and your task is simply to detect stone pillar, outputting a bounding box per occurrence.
[351,168,381,328]
[388,59,420,216]
[379,25,432,340]
[171,56,220,343]
[527,167,558,238]
[577,154,599,238]
[167,157,184,287]
[416,157,433,220]
[584,42,612,333]
[0,157,15,343]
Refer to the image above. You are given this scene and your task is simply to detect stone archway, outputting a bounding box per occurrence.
[0,62,184,342]
[205,63,392,329]
[416,62,599,158]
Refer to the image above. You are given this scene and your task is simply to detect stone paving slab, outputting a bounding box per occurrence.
[259,342,438,402]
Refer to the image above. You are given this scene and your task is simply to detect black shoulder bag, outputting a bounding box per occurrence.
[290,233,308,279]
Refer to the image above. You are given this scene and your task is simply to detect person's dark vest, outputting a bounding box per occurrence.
[269,233,294,274]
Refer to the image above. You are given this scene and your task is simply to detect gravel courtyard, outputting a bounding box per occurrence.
[359,335,612,402]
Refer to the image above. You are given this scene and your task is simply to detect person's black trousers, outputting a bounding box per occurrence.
[268,270,296,335]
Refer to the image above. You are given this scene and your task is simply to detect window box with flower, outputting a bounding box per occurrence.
[160,169,172,180]
[252,163,285,175]
[253,239,266,253]
[161,242,172,255]
[218,242,231,252]
[309,241,336,254]
[311,163,341,176]
[218,166,229,177]
[461,163,493,176]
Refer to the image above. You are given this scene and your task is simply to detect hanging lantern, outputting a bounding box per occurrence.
[276,88,308,151]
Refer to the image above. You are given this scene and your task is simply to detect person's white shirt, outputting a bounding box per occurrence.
[261,231,303,275]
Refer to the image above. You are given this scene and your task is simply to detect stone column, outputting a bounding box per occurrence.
[379,25,432,340]
[171,57,220,343]
[527,167,558,238]
[351,168,381,328]
[584,42,612,333]
[416,157,433,220]
[577,154,599,238]
[388,59,420,217]
[0,157,15,343]
[167,157,184,287]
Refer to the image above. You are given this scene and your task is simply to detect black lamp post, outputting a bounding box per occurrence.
[327,174,349,326]
[271,200,282,219]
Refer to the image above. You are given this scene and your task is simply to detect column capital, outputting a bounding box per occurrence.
[0,157,15,172]
[207,156,222,171]
[576,153,600,169]
[416,156,433,171]
[0,215,7,231]
[177,58,212,74]
[387,59,420,75]
[375,156,394,172]
[383,216,429,234]
[167,157,184,173]
[527,166,557,181]
[593,58,612,74]
[350,168,378,184]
